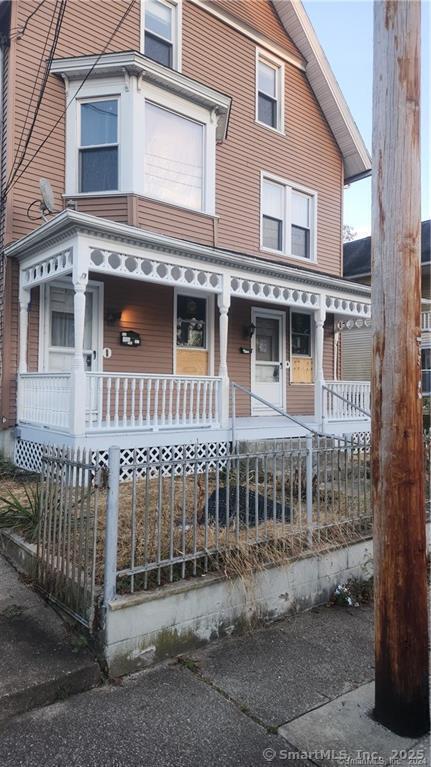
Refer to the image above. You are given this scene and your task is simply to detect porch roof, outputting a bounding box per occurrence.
[6,209,371,319]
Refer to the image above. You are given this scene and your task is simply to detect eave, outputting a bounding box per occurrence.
[272,0,371,183]
[50,51,232,142]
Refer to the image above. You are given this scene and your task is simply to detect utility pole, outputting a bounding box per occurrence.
[372,0,429,737]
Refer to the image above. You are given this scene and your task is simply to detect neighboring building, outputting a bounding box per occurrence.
[342,220,431,391]
[0,0,372,471]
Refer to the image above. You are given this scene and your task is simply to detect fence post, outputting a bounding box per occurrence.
[104,445,120,606]
[306,434,313,546]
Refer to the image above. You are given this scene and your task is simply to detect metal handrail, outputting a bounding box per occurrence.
[230,381,326,447]
[322,384,371,418]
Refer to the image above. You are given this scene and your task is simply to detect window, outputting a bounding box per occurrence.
[257,52,282,131]
[291,313,311,357]
[291,190,311,260]
[79,99,118,193]
[144,102,204,210]
[422,348,431,396]
[261,175,316,260]
[176,295,206,348]
[262,179,284,251]
[144,0,177,69]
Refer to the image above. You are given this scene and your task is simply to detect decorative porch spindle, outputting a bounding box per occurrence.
[313,303,326,427]
[70,274,88,435]
[217,283,231,428]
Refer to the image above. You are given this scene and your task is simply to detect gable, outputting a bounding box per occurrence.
[209,0,305,62]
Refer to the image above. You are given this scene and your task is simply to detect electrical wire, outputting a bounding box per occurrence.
[11,0,61,180]
[3,0,67,194]
[8,0,48,40]
[1,0,136,202]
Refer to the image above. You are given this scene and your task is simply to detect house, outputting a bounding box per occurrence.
[342,220,430,393]
[0,0,372,473]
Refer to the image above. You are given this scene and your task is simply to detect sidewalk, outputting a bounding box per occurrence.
[0,599,428,767]
[0,552,101,722]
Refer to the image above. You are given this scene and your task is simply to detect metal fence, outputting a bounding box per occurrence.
[35,431,431,624]
[103,434,373,599]
[37,447,101,628]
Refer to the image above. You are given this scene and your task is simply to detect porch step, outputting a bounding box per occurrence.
[0,553,101,723]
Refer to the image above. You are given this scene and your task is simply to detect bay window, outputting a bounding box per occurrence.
[79,99,118,193]
[261,174,316,261]
[144,102,204,211]
[256,50,283,132]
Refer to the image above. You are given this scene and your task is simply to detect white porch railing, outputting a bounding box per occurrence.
[323,381,371,421]
[18,373,72,430]
[86,373,222,431]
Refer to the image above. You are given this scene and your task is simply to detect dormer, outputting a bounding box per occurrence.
[51,51,231,215]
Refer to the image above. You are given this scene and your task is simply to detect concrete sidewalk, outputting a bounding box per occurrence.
[0,601,428,767]
[0,552,101,722]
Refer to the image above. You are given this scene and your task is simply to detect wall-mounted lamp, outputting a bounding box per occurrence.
[240,322,256,354]
[106,308,122,325]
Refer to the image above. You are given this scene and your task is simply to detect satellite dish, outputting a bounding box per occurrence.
[39,178,56,219]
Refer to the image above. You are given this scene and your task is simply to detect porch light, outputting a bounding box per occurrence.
[106,308,122,325]
[243,322,256,339]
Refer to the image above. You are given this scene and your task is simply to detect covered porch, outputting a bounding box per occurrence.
[10,211,371,468]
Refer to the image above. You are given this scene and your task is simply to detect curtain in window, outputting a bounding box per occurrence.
[144,102,203,210]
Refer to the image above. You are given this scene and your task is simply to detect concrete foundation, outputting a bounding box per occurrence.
[105,538,374,676]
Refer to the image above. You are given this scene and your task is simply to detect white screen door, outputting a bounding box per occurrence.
[251,309,284,414]
[44,284,100,372]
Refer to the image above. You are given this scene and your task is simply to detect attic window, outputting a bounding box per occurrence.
[143,0,179,70]
[256,50,283,132]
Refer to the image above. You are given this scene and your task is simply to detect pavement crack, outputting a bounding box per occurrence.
[176,655,279,735]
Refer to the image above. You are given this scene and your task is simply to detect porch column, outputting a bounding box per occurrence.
[70,273,88,436]
[217,280,231,428]
[17,287,31,421]
[314,301,326,428]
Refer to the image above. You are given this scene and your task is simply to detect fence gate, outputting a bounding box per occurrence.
[36,447,101,630]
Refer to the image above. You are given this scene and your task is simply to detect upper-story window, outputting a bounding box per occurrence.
[79,99,118,193]
[144,102,204,210]
[143,0,180,70]
[256,50,283,132]
[261,174,316,261]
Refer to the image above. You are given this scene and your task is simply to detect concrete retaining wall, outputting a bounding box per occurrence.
[105,539,374,676]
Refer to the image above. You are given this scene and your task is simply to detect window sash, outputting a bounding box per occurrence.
[79,146,118,193]
[144,30,173,67]
[145,0,173,42]
[261,177,314,260]
[262,215,283,252]
[144,0,176,68]
[257,55,281,130]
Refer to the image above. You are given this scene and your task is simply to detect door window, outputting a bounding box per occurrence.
[47,286,94,371]
[255,316,280,382]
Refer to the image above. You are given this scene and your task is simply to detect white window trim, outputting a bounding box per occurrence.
[65,75,216,215]
[260,172,318,264]
[255,48,284,135]
[289,308,314,386]
[143,95,209,214]
[77,96,120,194]
[141,0,182,72]
[173,288,215,376]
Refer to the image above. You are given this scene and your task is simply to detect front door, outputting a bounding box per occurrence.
[43,282,101,372]
[251,309,284,414]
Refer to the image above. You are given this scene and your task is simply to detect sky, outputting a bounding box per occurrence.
[303,0,430,239]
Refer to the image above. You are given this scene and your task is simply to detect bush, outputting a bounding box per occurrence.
[0,484,41,543]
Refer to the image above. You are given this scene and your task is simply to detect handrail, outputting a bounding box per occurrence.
[230,381,326,448]
[322,384,371,418]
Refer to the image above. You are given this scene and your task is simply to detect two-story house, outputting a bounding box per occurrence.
[0,0,372,472]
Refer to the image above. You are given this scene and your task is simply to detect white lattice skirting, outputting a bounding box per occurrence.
[14,439,229,481]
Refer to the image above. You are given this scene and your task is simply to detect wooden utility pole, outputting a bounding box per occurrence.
[372,0,429,737]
